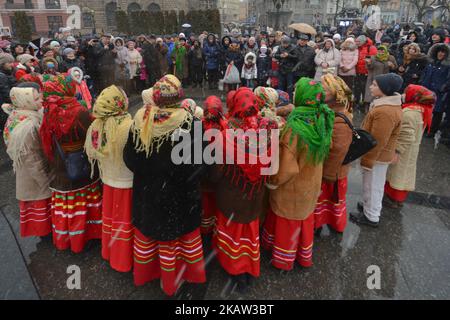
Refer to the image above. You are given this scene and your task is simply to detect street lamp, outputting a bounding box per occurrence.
[272,0,285,31]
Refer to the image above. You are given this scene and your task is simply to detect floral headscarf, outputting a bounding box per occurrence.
[375,45,390,62]
[203,96,227,131]
[286,77,335,164]
[2,87,42,171]
[223,87,277,196]
[39,74,87,160]
[85,85,132,177]
[403,84,436,133]
[321,73,353,111]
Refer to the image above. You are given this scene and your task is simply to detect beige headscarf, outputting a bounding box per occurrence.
[132,76,193,157]
[85,85,133,178]
[321,73,353,113]
[2,87,43,171]
[142,88,155,105]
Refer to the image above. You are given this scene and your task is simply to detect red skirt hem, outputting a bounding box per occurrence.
[133,228,206,296]
[101,184,134,273]
[19,198,52,237]
[261,208,314,270]
[213,210,260,277]
[313,178,348,233]
[384,182,409,202]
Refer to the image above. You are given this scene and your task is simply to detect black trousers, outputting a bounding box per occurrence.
[207,68,219,88]
[354,74,367,105]
[191,65,204,85]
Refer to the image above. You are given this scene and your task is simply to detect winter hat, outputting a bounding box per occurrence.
[356,35,367,44]
[333,34,341,41]
[66,36,76,43]
[63,48,75,56]
[0,53,14,66]
[17,54,35,65]
[374,73,403,96]
[152,75,184,108]
[281,35,291,44]
[381,35,393,43]
[179,33,186,39]
[50,41,61,49]
[260,45,268,54]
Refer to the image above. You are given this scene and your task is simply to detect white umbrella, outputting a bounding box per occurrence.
[182,23,192,28]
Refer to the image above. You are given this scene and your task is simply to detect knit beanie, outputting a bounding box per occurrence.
[50,41,60,49]
[0,53,14,66]
[357,35,367,44]
[374,73,403,96]
[63,48,75,56]
[17,54,35,65]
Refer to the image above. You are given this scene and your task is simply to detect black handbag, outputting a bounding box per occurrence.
[53,136,91,181]
[335,112,377,165]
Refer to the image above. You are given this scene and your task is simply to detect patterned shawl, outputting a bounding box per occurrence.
[39,74,87,160]
[84,85,133,178]
[403,84,436,133]
[2,87,43,171]
[202,96,227,131]
[285,77,335,164]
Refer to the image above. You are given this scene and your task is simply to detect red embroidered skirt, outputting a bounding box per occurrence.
[384,182,409,203]
[133,228,206,296]
[313,178,348,233]
[101,184,134,273]
[201,191,216,235]
[19,198,52,237]
[51,181,102,253]
[212,210,260,277]
[261,208,315,270]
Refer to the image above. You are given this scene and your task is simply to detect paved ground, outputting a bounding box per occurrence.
[1,88,449,300]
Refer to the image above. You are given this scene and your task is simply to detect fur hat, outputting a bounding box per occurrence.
[0,53,14,66]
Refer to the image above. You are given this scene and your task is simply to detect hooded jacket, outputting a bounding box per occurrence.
[314,39,341,81]
[420,43,450,112]
[356,38,378,75]
[203,34,220,70]
[339,39,359,76]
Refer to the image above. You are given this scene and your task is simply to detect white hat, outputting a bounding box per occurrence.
[179,33,186,39]
[50,41,61,49]
[66,36,76,43]
[333,34,341,40]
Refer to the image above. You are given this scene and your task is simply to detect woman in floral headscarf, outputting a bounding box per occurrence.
[2,83,53,237]
[364,45,397,104]
[85,85,134,272]
[254,86,284,128]
[40,74,102,253]
[312,74,353,234]
[211,87,277,294]
[123,75,207,296]
[384,84,436,208]
[200,96,227,235]
[262,77,335,270]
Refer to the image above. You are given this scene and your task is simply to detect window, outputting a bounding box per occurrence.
[82,12,94,28]
[127,3,141,14]
[105,2,117,27]
[148,3,161,13]
[45,0,61,9]
[47,16,63,33]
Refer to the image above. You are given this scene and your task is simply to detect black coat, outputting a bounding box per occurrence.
[257,55,272,81]
[142,43,161,84]
[94,43,117,71]
[0,68,16,130]
[188,46,205,68]
[274,44,298,74]
[401,54,428,90]
[123,119,208,241]
[59,58,85,73]
[293,44,316,78]
[224,49,244,73]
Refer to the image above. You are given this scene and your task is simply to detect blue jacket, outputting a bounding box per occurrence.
[167,42,175,66]
[203,37,220,70]
[421,44,450,112]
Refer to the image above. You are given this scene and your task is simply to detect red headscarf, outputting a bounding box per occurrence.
[225,90,236,119]
[39,74,88,160]
[223,87,276,197]
[202,95,227,131]
[402,84,436,133]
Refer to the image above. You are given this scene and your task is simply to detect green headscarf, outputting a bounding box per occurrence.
[284,77,335,164]
[375,45,389,62]
[174,42,186,76]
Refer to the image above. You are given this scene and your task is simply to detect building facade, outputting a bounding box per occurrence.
[0,0,69,38]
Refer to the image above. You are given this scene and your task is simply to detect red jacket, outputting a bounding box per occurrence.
[356,38,377,75]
